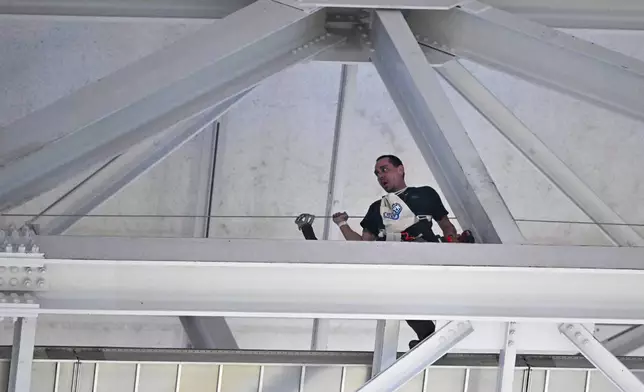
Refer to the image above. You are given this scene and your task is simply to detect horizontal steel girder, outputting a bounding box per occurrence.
[6,236,643,322]
[2,0,643,29]
[407,2,644,123]
[0,1,344,211]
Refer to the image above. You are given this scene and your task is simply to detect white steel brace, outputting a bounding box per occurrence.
[496,322,518,392]
[603,325,644,357]
[37,94,245,235]
[358,321,474,392]
[0,0,344,211]
[559,323,644,392]
[371,8,523,244]
[407,2,644,123]
[436,60,644,248]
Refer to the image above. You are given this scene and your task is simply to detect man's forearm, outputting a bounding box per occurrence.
[438,217,458,238]
[339,224,363,241]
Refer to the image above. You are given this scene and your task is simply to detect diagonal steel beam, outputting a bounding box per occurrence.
[436,60,644,247]
[560,323,644,392]
[603,325,644,357]
[371,9,523,244]
[35,92,246,235]
[407,1,644,123]
[0,0,344,212]
[357,321,474,392]
[484,0,644,30]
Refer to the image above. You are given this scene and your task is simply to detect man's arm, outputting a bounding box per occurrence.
[436,215,457,238]
[422,186,458,238]
[333,212,377,241]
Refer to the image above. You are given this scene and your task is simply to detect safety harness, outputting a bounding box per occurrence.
[378,188,434,242]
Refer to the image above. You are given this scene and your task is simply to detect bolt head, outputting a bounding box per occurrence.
[566,324,574,330]
[509,329,516,335]
[9,278,18,286]
[25,267,32,274]
[10,266,19,274]
[508,340,514,347]
[37,279,46,288]
[38,267,46,274]
[24,279,32,287]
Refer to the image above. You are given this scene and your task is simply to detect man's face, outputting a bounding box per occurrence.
[374,158,404,192]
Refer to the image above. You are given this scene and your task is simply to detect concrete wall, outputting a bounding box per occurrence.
[1,19,643,350]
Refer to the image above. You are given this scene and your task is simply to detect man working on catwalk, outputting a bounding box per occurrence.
[332,154,459,349]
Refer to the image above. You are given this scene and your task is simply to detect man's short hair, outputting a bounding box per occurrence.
[376,154,403,167]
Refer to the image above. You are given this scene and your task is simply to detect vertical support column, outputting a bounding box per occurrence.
[181,114,238,351]
[8,317,37,392]
[559,323,644,392]
[191,122,219,238]
[311,319,331,351]
[371,9,523,244]
[310,65,359,351]
[496,322,517,392]
[372,320,401,377]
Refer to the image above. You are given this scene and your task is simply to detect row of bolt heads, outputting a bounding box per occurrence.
[0,266,46,288]
[564,324,590,345]
[0,292,36,304]
[1,244,39,253]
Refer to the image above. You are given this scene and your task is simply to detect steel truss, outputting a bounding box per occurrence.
[2,0,644,391]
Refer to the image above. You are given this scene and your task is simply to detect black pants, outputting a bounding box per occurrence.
[406,320,436,342]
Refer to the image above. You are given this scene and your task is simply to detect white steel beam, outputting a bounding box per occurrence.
[371,9,523,244]
[603,326,644,357]
[559,323,644,392]
[180,316,239,349]
[358,321,474,392]
[496,322,518,392]
[371,320,400,376]
[484,0,644,30]
[0,1,344,212]
[37,96,243,235]
[436,60,644,248]
[20,236,644,322]
[1,0,643,30]
[298,0,460,9]
[0,0,250,19]
[8,317,37,392]
[407,2,644,123]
